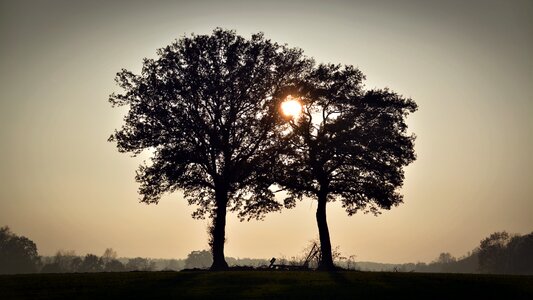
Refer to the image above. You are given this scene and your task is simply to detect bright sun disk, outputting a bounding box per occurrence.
[281,97,302,118]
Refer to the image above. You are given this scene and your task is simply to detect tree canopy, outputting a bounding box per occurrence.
[109,28,312,269]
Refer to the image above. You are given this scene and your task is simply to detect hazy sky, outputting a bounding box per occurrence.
[1,0,531,263]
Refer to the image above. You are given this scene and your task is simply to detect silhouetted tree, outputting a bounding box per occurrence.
[78,254,103,273]
[506,232,533,274]
[103,259,125,272]
[109,28,311,270]
[101,248,117,265]
[125,257,155,271]
[432,252,458,272]
[478,231,511,274]
[44,250,80,273]
[0,226,41,274]
[70,256,83,272]
[276,64,417,270]
[160,259,184,271]
[100,248,125,272]
[453,250,480,273]
[184,250,213,269]
[435,252,456,264]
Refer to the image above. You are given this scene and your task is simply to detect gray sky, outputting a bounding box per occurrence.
[1,0,531,263]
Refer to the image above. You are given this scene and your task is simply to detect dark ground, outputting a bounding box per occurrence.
[1,270,532,299]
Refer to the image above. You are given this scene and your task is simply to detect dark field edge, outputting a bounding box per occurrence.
[1,271,532,300]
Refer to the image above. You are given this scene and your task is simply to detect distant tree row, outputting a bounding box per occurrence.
[2,226,531,274]
[430,231,533,275]
[182,249,268,269]
[0,226,159,274]
[1,225,266,274]
[40,249,157,273]
[353,231,533,275]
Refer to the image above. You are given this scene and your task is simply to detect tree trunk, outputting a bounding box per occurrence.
[316,190,335,270]
[210,187,229,271]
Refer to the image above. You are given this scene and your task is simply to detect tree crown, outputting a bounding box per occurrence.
[277,63,417,215]
[109,28,313,220]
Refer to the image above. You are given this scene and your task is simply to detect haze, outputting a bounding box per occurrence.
[0,0,531,263]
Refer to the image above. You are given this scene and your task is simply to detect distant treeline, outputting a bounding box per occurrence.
[38,250,268,273]
[1,226,531,274]
[354,231,533,275]
[0,226,267,274]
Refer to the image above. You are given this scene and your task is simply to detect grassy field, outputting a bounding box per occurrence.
[1,270,532,299]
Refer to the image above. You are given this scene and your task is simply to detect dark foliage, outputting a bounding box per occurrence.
[125,257,155,271]
[356,231,533,275]
[40,248,129,273]
[479,231,533,275]
[78,254,104,273]
[41,250,80,273]
[399,251,479,273]
[276,64,417,269]
[184,250,212,269]
[103,259,126,272]
[101,248,125,272]
[507,232,533,274]
[109,28,312,269]
[0,226,40,274]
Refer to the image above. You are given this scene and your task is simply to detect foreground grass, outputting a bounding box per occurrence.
[1,271,532,299]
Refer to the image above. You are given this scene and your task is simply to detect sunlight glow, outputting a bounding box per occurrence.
[281,96,302,118]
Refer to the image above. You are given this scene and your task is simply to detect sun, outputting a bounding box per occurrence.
[281,96,302,118]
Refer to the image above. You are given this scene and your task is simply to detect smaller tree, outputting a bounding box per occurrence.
[432,252,458,273]
[125,257,155,271]
[103,259,125,272]
[70,256,83,272]
[0,226,41,274]
[276,64,417,270]
[44,250,80,273]
[101,248,117,265]
[184,250,213,269]
[435,252,456,265]
[506,232,533,274]
[478,231,511,274]
[100,248,125,272]
[78,254,103,273]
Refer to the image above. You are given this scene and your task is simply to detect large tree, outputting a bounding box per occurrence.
[276,64,417,270]
[109,28,311,270]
